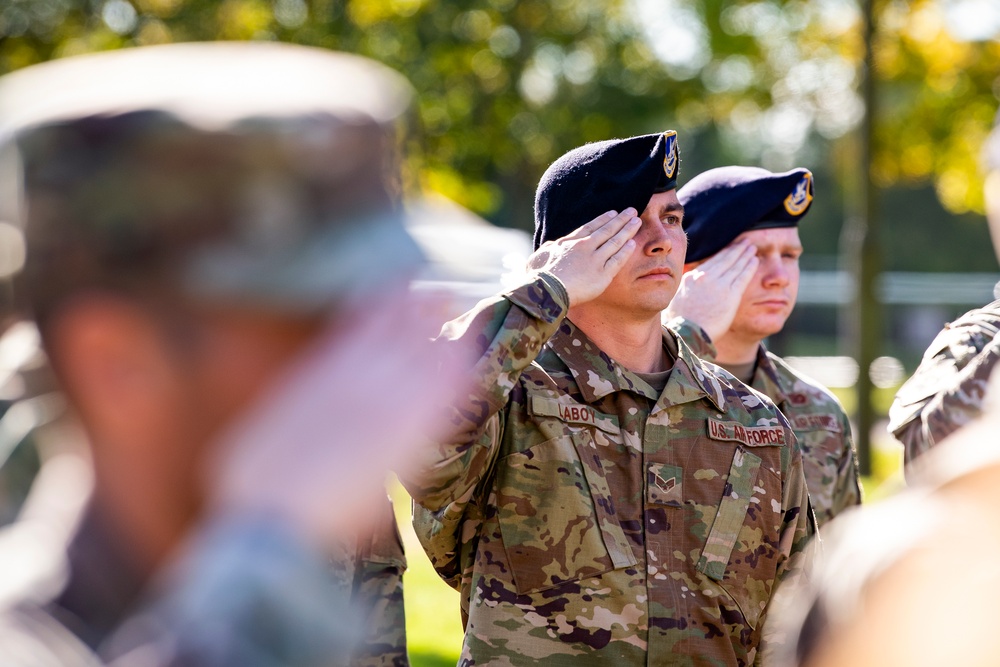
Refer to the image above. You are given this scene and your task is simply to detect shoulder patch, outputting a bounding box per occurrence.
[707,418,786,447]
[662,130,678,181]
[788,392,809,406]
[783,171,813,216]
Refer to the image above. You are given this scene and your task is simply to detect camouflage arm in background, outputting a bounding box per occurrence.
[889,303,1000,468]
[401,273,568,587]
[344,496,408,667]
[664,315,717,359]
[828,408,861,518]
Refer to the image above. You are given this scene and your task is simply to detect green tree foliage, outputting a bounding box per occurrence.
[0,0,690,226]
[873,0,1000,214]
[0,0,997,228]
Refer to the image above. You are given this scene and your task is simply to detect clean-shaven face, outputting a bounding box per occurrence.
[728,226,802,341]
[591,190,688,316]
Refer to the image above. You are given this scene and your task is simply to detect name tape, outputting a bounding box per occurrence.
[558,404,596,424]
[531,395,597,425]
[789,414,842,433]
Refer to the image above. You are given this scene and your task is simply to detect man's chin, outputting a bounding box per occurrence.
[637,290,677,315]
[743,317,789,341]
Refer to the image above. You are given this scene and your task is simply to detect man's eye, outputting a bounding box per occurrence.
[662,215,680,226]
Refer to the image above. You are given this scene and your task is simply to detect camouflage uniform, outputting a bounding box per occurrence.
[341,497,409,667]
[407,273,813,666]
[888,298,1000,467]
[669,318,861,527]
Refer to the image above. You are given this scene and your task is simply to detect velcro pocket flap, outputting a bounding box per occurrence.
[571,431,637,570]
[697,447,761,582]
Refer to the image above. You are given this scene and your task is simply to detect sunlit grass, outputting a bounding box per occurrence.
[388,477,464,666]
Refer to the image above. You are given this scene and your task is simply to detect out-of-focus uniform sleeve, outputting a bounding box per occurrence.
[889,302,1000,469]
[664,315,718,359]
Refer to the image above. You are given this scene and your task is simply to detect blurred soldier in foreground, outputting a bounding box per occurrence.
[768,381,1000,667]
[0,42,457,667]
[665,167,861,526]
[765,111,1000,667]
[406,132,813,664]
[888,115,1000,470]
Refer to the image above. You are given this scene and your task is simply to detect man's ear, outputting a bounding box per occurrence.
[46,295,178,447]
[682,260,703,273]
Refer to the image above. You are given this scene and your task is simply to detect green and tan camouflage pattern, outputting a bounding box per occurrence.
[405,273,813,666]
[888,298,1000,467]
[328,494,409,667]
[669,318,861,527]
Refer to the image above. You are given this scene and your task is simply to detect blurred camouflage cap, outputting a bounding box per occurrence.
[0,42,423,315]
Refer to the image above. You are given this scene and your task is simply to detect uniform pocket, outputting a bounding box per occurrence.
[497,431,635,594]
[697,446,783,629]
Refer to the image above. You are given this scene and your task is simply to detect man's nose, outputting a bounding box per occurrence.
[760,255,789,287]
[642,220,672,256]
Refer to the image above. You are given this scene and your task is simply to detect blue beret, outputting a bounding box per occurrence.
[533,130,680,249]
[679,166,814,263]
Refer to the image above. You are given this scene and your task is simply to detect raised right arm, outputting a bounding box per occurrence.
[405,207,643,509]
[405,272,570,510]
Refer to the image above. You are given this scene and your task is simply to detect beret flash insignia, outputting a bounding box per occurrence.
[662,130,678,181]
[784,172,813,216]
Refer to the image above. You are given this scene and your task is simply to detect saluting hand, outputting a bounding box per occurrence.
[206,286,466,548]
[664,239,758,342]
[527,208,641,306]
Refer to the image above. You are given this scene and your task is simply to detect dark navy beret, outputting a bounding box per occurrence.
[533,130,680,249]
[679,166,814,263]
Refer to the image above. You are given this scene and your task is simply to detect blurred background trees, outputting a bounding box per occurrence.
[1,0,999,446]
[2,0,997,235]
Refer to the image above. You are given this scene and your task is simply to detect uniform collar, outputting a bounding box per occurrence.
[547,319,725,412]
[750,345,789,408]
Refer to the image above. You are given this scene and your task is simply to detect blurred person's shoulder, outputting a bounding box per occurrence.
[889,297,1000,432]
